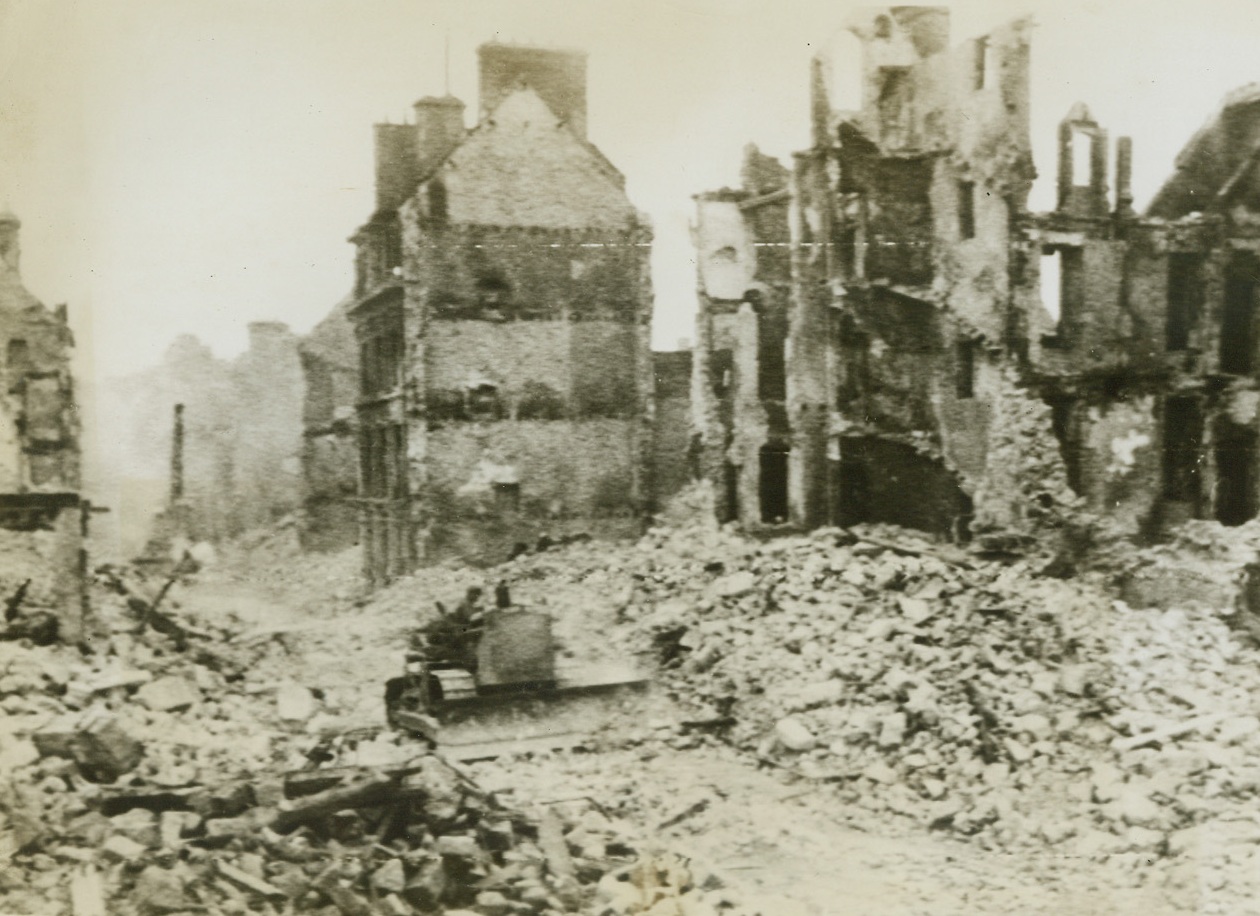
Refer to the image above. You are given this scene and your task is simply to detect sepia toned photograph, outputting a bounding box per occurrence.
[2,1,1260,913]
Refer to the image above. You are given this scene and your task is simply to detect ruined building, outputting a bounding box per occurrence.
[694,6,1260,541]
[0,209,86,636]
[100,323,304,556]
[340,42,655,580]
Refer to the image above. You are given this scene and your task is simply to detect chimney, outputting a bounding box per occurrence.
[413,96,466,175]
[0,209,20,274]
[477,43,588,138]
[374,124,420,212]
[1056,103,1109,218]
[1115,136,1135,218]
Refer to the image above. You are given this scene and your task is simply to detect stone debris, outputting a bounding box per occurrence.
[455,514,1260,905]
[0,560,746,916]
[8,512,1260,912]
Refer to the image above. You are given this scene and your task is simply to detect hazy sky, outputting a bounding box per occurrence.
[2,0,1260,384]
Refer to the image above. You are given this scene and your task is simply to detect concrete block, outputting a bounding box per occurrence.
[134,676,200,713]
[100,834,147,862]
[370,858,405,894]
[31,713,81,759]
[69,710,143,783]
[774,717,816,751]
[276,682,317,722]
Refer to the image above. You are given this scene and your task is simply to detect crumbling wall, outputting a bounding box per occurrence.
[422,418,639,563]
[0,213,84,634]
[424,320,571,414]
[0,499,83,640]
[970,368,1080,535]
[1074,394,1161,532]
[650,350,694,512]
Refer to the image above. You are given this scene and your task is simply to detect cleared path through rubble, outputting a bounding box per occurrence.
[173,561,1188,916]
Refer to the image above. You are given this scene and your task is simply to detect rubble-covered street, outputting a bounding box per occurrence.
[5,505,1260,914]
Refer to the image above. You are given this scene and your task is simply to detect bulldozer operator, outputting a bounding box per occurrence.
[415,587,486,672]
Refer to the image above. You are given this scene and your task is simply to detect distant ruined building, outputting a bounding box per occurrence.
[302,42,697,582]
[692,5,1260,541]
[101,322,304,556]
[0,209,86,636]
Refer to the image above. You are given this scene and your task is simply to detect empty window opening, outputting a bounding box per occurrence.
[383,221,402,272]
[1071,129,1093,187]
[427,180,448,224]
[756,306,787,401]
[1163,397,1203,507]
[1039,251,1061,322]
[877,67,912,146]
[1216,434,1256,526]
[1048,398,1083,495]
[833,437,970,536]
[711,349,734,399]
[492,480,520,513]
[721,460,740,524]
[1040,248,1083,341]
[973,38,993,91]
[759,444,790,524]
[1221,256,1257,374]
[955,338,977,399]
[835,455,871,528]
[1166,253,1203,351]
[466,383,502,421]
[476,269,511,309]
[958,181,976,240]
[6,339,29,378]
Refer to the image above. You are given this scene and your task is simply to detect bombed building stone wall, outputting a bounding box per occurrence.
[691,5,1260,544]
[0,210,85,639]
[650,349,695,511]
[692,147,792,527]
[339,42,654,582]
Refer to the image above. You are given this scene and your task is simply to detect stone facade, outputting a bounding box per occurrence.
[0,210,86,636]
[343,43,655,581]
[692,5,1260,543]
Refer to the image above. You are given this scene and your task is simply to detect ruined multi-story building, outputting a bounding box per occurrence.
[101,322,304,556]
[694,6,1260,541]
[344,42,655,580]
[0,209,86,636]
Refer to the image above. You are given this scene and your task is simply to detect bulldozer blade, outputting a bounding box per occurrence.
[415,674,651,762]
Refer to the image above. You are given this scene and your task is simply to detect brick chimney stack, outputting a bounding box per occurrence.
[413,96,466,176]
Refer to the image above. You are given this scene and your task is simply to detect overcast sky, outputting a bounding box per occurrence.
[2,0,1260,385]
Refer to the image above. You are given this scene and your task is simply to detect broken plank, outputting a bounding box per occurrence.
[270,776,402,834]
[215,859,286,899]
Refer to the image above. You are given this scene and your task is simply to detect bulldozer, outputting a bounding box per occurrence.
[385,602,650,761]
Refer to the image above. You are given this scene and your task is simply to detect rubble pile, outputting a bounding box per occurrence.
[497,524,1116,843]
[1096,598,1260,902]
[0,564,739,916]
[1119,518,1260,615]
[485,518,1260,869]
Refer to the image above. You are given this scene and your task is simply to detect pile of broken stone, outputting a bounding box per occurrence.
[0,566,745,916]
[500,518,1260,878]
